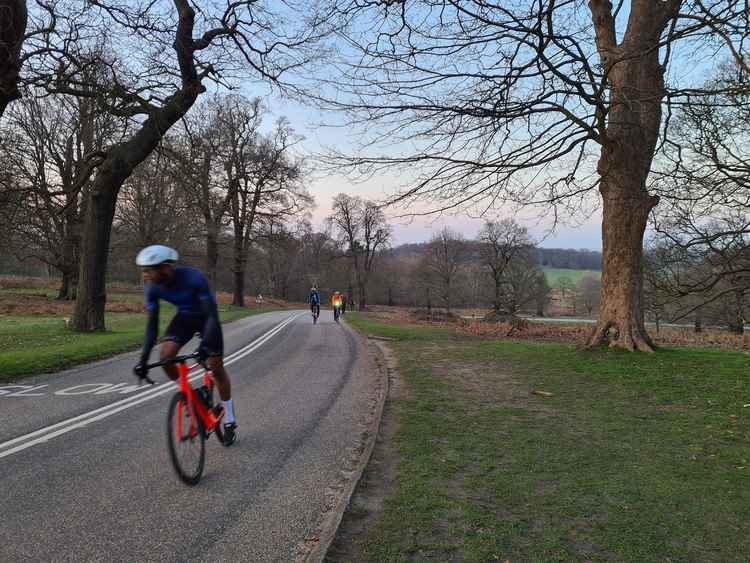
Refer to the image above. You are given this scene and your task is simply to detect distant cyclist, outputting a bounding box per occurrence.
[309,285,321,317]
[332,291,343,321]
[133,245,237,445]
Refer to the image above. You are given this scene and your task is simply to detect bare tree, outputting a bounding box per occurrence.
[556,277,576,315]
[0,0,26,116]
[478,219,532,313]
[646,67,750,334]
[421,228,466,314]
[22,0,331,330]
[328,194,391,310]
[262,219,302,300]
[227,117,309,306]
[324,1,749,351]
[0,87,122,298]
[298,218,337,289]
[176,99,239,287]
[499,248,544,317]
[113,147,194,261]
[576,275,602,317]
[532,272,552,317]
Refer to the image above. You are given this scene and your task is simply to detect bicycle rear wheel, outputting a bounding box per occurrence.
[167,392,205,486]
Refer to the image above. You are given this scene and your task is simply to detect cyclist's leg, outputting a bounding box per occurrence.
[206,355,231,402]
[202,324,236,435]
[208,355,237,444]
[160,341,181,381]
[160,313,194,380]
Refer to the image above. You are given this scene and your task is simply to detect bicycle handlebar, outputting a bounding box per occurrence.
[142,350,203,370]
[135,351,205,385]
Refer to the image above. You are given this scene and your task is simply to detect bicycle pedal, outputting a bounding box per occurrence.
[212,404,224,417]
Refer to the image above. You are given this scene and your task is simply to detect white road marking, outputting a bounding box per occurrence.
[0,313,302,460]
[55,383,117,396]
[0,385,49,397]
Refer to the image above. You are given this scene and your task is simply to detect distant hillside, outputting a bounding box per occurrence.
[537,248,601,271]
[389,242,602,271]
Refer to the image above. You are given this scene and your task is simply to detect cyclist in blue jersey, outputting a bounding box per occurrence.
[309,285,321,317]
[133,245,237,445]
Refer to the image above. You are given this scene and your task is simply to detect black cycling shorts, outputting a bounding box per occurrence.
[162,312,224,356]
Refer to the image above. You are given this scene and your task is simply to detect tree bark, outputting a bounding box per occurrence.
[0,0,26,118]
[586,162,659,351]
[232,234,245,307]
[72,161,123,331]
[586,1,675,351]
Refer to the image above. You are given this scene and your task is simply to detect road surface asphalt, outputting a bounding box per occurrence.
[0,310,376,562]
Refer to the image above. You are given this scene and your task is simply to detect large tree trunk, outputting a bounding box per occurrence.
[0,0,26,118]
[586,150,659,351]
[232,234,245,307]
[72,162,123,331]
[586,3,671,351]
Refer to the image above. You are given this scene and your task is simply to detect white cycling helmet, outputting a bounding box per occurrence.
[135,245,178,266]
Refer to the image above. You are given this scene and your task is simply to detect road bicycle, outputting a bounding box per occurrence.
[140,351,227,485]
[333,304,341,323]
[311,303,320,324]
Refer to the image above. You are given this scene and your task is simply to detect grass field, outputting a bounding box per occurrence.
[338,312,750,561]
[543,267,601,285]
[0,304,278,381]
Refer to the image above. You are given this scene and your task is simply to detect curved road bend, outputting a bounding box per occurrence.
[0,310,375,562]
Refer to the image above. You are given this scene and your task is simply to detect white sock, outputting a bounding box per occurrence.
[222,399,235,424]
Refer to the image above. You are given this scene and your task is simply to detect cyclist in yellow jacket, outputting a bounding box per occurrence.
[332,291,343,321]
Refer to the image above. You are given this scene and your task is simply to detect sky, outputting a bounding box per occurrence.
[215,0,736,253]
[261,95,604,250]
[230,0,728,253]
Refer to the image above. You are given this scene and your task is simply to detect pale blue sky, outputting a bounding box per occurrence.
[239,1,727,252]
[264,94,604,249]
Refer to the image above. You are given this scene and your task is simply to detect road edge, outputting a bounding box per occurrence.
[297,331,391,562]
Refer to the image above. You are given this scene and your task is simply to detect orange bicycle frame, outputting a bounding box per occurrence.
[175,361,223,440]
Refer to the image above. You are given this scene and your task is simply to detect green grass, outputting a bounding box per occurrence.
[0,286,143,303]
[345,312,750,561]
[543,267,601,285]
[0,305,279,381]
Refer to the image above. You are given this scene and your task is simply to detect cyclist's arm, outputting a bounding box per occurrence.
[139,294,159,367]
[196,275,221,351]
[199,298,220,345]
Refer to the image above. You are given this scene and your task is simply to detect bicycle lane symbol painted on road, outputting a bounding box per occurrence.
[0,382,149,398]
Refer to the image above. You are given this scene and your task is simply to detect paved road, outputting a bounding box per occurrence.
[0,310,375,562]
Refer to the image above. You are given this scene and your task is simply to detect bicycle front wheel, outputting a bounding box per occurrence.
[167,392,205,486]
